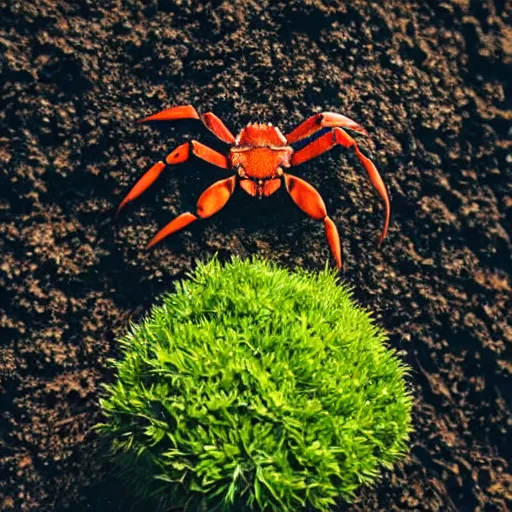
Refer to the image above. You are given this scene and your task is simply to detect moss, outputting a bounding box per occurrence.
[97,257,413,511]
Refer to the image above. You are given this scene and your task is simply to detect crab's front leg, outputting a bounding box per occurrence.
[147,175,237,248]
[285,112,368,144]
[284,174,342,269]
[138,104,236,144]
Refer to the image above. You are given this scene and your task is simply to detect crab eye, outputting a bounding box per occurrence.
[237,167,247,178]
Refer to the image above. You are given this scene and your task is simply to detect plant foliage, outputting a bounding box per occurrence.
[97,257,413,511]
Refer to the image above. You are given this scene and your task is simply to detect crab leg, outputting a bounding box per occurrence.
[137,104,200,123]
[116,141,229,217]
[291,127,390,245]
[284,173,342,269]
[286,112,368,144]
[147,175,236,248]
[138,104,236,144]
[201,112,236,144]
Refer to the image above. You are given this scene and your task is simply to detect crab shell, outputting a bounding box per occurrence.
[230,123,293,197]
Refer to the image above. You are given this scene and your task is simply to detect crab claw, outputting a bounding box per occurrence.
[138,105,200,124]
[286,112,368,144]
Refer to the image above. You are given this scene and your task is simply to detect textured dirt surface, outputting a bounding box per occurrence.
[1,0,511,511]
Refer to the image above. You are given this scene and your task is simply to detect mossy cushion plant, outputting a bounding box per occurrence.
[97,257,412,511]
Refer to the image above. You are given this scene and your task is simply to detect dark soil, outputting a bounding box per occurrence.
[0,1,511,511]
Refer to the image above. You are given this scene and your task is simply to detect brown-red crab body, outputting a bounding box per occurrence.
[116,105,391,269]
[231,123,291,198]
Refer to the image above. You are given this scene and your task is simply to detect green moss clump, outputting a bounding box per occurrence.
[97,257,412,511]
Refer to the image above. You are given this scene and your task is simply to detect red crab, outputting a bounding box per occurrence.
[116,105,390,268]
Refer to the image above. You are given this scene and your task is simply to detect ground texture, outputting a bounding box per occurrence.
[0,0,511,511]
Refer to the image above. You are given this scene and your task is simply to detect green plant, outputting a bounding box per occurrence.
[97,257,413,511]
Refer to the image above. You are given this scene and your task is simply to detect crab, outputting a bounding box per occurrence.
[116,105,390,268]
